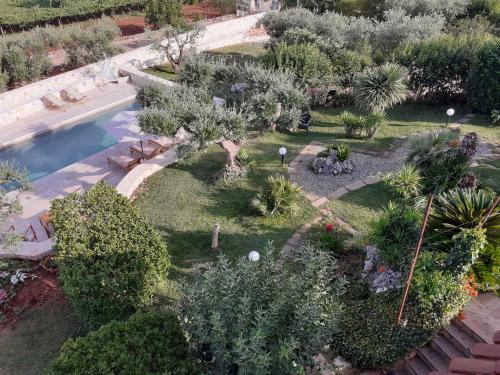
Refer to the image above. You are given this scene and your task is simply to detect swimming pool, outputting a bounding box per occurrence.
[0,101,141,182]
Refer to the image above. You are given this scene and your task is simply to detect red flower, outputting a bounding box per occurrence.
[378,265,385,273]
[325,223,334,233]
[457,310,466,320]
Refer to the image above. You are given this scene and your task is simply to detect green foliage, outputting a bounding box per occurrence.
[331,143,351,161]
[492,110,500,124]
[371,202,422,269]
[448,228,487,276]
[353,63,409,114]
[318,230,348,254]
[381,164,422,202]
[263,42,332,87]
[406,130,473,194]
[473,243,500,293]
[465,38,500,114]
[397,34,497,103]
[46,311,200,375]
[339,111,384,138]
[0,69,7,92]
[0,0,144,29]
[51,182,170,329]
[385,0,469,20]
[332,282,431,368]
[330,49,372,86]
[428,188,500,247]
[410,251,470,331]
[0,161,31,249]
[251,175,302,217]
[178,52,218,88]
[180,243,345,374]
[63,18,122,68]
[145,0,183,29]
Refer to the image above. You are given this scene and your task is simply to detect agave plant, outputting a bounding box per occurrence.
[428,188,500,247]
[353,63,409,114]
[251,175,301,217]
[406,130,458,169]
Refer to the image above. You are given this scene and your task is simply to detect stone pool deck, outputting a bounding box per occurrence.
[0,82,137,150]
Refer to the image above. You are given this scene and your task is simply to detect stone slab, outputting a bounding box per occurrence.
[363,176,380,185]
[312,196,328,208]
[327,187,349,200]
[344,180,366,191]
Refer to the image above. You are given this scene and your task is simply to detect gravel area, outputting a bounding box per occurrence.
[295,144,408,198]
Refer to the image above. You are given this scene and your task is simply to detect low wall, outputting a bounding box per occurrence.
[0,12,267,124]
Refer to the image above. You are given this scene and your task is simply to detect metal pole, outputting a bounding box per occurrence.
[479,196,499,228]
[281,154,284,166]
[396,194,434,326]
[140,140,145,160]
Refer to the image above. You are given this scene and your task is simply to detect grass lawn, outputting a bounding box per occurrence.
[328,182,393,233]
[143,64,179,81]
[0,300,81,375]
[134,133,318,276]
[473,159,500,194]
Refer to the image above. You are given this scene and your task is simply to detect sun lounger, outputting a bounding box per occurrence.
[62,86,86,102]
[449,357,500,375]
[472,344,500,361]
[107,154,141,171]
[42,93,65,109]
[130,141,162,160]
[7,224,38,242]
[148,137,177,152]
[39,212,54,238]
[494,331,500,344]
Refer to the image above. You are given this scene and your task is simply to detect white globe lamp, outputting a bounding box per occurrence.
[445,108,455,127]
[248,251,260,262]
[279,147,287,166]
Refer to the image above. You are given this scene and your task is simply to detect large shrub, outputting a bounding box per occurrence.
[0,69,7,92]
[46,311,200,375]
[353,63,409,114]
[385,0,469,20]
[63,18,122,68]
[428,188,500,247]
[51,182,170,329]
[263,42,332,87]
[397,33,496,102]
[371,202,422,270]
[145,0,183,29]
[465,38,500,114]
[180,243,345,374]
[406,130,474,194]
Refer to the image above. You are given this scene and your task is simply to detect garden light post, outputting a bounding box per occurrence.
[248,251,260,262]
[445,108,455,128]
[279,147,287,166]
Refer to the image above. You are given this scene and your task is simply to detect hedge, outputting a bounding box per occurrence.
[45,311,201,375]
[465,38,500,113]
[51,182,170,329]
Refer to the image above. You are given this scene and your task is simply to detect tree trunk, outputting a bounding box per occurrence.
[218,140,241,171]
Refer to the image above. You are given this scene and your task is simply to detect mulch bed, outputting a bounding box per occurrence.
[0,261,64,331]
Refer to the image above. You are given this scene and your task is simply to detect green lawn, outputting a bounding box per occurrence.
[134,136,318,276]
[206,42,266,63]
[328,182,393,233]
[143,64,178,81]
[0,300,81,375]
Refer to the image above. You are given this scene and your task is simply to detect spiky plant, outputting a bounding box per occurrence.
[251,175,301,217]
[353,63,409,114]
[428,188,500,247]
[381,164,422,201]
[406,130,458,169]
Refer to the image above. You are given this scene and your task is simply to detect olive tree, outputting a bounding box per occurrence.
[153,24,206,72]
[180,243,345,374]
[137,82,248,177]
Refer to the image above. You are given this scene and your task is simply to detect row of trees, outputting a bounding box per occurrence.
[0,18,121,92]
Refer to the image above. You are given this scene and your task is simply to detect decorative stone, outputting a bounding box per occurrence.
[230,82,249,93]
[372,270,402,294]
[333,356,352,371]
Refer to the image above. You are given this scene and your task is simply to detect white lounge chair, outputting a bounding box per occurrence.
[42,93,65,109]
[62,86,86,102]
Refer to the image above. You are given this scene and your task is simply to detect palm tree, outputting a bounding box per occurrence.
[353,63,409,114]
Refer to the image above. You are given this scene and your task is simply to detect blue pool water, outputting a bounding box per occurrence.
[0,101,141,182]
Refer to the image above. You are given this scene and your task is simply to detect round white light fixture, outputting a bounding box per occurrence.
[248,251,260,262]
[447,108,455,117]
[279,147,287,156]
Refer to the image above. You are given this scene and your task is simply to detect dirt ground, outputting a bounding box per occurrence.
[114,0,227,36]
[0,264,62,331]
